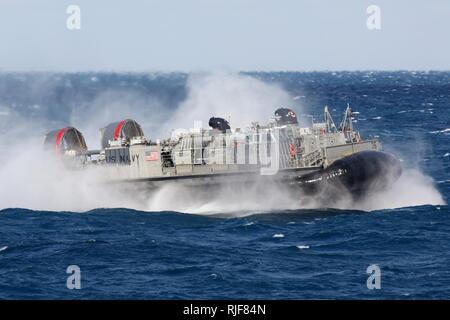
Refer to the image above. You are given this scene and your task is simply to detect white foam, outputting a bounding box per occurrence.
[354,169,446,211]
[273,234,285,238]
[296,245,310,250]
[159,72,293,137]
[430,128,450,134]
[0,246,8,252]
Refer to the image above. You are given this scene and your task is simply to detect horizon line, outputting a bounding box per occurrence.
[1,69,450,74]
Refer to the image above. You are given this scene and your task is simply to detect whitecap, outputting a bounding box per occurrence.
[273,234,285,238]
[296,245,310,250]
[430,128,450,134]
[444,153,450,157]
[372,116,382,120]
[243,222,254,226]
[0,246,8,252]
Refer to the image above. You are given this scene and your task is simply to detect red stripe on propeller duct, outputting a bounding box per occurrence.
[113,120,125,141]
[55,128,67,154]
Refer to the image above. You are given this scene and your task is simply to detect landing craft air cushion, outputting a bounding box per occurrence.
[43,106,402,200]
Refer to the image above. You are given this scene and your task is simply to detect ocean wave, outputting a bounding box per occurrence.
[430,128,450,134]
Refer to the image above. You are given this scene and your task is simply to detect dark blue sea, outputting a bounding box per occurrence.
[0,71,449,299]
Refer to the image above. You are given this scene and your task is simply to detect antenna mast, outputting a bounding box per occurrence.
[339,104,354,142]
[324,106,338,133]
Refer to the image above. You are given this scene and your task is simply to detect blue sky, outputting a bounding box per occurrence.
[0,0,449,71]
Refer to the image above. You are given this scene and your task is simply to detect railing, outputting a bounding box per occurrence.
[301,149,323,167]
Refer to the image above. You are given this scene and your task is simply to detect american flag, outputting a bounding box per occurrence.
[145,151,159,161]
